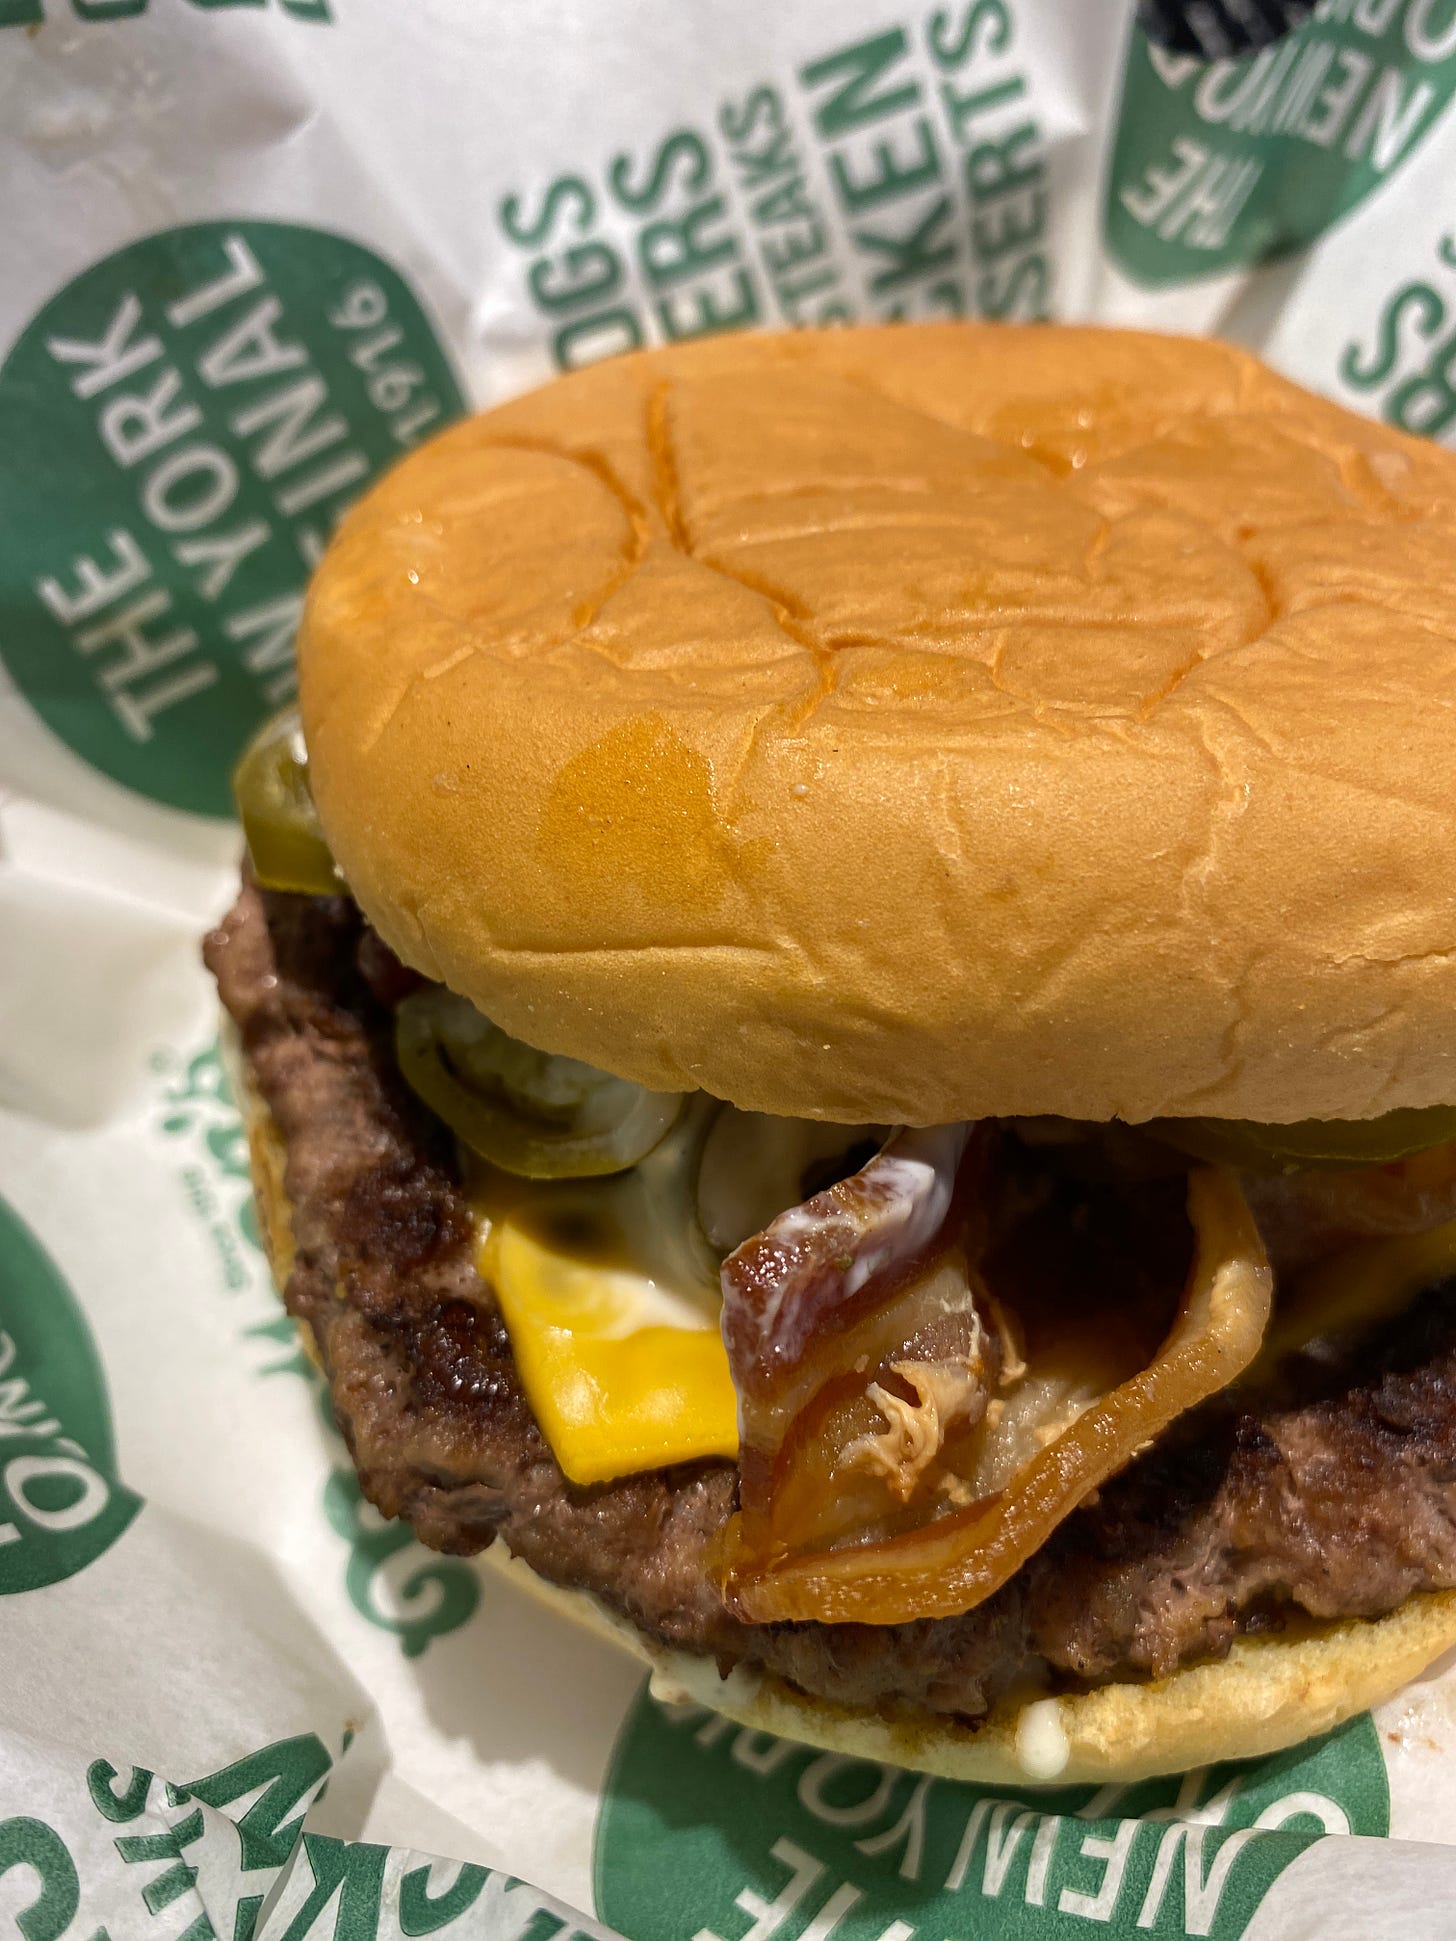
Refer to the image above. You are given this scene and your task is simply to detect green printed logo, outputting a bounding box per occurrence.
[264,1836,595,1940]
[1340,225,1456,434]
[0,1195,140,1593]
[1,0,329,27]
[498,12,1059,366]
[7,1729,593,1941]
[87,1731,333,1940]
[1106,3,1456,287]
[0,221,464,815]
[156,1040,264,1272]
[85,1728,595,1941]
[0,1818,79,1941]
[597,1694,1388,1940]
[324,1464,480,1660]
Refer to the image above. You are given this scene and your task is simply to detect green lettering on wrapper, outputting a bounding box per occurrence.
[1342,231,1456,434]
[0,1820,79,1941]
[0,222,464,816]
[719,87,852,327]
[1106,5,1456,287]
[1,0,330,26]
[597,1695,1389,1941]
[800,28,961,317]
[0,1195,140,1593]
[154,1038,484,1658]
[496,3,1061,351]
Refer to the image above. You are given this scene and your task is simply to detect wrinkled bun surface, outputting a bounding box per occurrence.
[300,326,1456,1125]
[231,1034,1456,1781]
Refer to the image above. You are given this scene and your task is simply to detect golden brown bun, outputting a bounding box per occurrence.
[299,323,1456,1126]
[481,1542,1456,1787]
[228,1029,1456,1781]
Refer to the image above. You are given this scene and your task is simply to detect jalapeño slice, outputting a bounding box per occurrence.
[396,988,683,1180]
[231,706,339,896]
[1152,1104,1456,1174]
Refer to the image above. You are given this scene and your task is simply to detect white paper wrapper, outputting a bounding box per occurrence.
[6,4,1456,1936]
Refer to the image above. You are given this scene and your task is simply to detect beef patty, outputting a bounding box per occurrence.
[205,880,1456,1721]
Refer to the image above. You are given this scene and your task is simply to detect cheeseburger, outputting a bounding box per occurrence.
[206,324,1456,1784]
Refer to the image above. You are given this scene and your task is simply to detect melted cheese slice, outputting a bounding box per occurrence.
[475,1174,739,1486]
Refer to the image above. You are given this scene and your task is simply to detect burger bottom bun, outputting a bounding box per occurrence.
[480,1543,1456,1785]
[224,1023,1456,1783]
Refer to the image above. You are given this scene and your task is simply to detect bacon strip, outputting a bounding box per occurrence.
[723,1122,976,1408]
[720,1123,988,1560]
[722,1166,1273,1627]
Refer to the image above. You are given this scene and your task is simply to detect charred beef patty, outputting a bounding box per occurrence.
[206,880,1456,1719]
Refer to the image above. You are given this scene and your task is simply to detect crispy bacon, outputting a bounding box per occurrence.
[722,1122,978,1401]
[720,1123,991,1562]
[722,1166,1273,1627]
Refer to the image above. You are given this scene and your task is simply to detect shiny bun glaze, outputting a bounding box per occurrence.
[299,324,1456,1126]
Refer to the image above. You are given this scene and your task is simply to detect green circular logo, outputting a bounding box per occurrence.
[0,220,465,816]
[597,1690,1388,1940]
[0,1195,140,1592]
[1106,7,1456,287]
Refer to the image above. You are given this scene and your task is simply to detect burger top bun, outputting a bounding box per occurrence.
[299,324,1456,1127]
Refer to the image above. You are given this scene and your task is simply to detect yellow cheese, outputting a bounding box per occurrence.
[476,1184,739,1486]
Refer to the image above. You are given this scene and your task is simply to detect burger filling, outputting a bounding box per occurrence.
[205,711,1456,1722]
